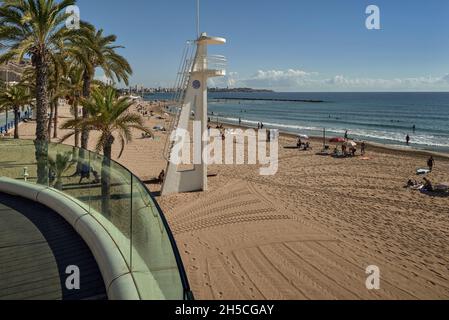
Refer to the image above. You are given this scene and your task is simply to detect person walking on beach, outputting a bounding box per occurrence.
[406,134,410,145]
[344,130,349,141]
[361,141,366,156]
[428,156,435,172]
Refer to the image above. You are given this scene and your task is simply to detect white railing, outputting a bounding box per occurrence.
[191,55,227,72]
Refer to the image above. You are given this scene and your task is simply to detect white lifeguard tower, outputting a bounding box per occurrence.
[161,32,226,196]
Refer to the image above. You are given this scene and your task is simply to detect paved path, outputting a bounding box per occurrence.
[0,192,107,300]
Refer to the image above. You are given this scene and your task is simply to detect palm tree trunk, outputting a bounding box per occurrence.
[53,101,58,139]
[74,102,80,148]
[34,53,49,185]
[81,70,91,150]
[47,101,54,140]
[101,135,114,216]
[13,106,19,139]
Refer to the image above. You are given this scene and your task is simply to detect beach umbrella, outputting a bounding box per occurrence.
[298,134,309,140]
[345,141,357,147]
[330,137,345,143]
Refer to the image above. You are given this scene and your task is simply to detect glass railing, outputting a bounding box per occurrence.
[0,138,192,300]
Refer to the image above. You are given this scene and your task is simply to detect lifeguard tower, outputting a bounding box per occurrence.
[161,33,226,196]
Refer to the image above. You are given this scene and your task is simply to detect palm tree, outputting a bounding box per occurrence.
[48,49,68,139]
[0,85,31,139]
[48,151,74,190]
[63,63,84,147]
[67,26,132,151]
[60,86,152,215]
[0,0,76,184]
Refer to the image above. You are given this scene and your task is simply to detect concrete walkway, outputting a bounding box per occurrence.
[0,192,107,300]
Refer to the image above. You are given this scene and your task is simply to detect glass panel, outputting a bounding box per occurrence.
[88,150,132,266]
[0,139,186,300]
[131,177,183,299]
[0,139,37,182]
[47,143,88,202]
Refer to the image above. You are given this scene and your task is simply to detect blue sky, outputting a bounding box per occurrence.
[77,0,449,91]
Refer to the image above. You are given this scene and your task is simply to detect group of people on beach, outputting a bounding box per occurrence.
[405,156,445,194]
[296,138,311,151]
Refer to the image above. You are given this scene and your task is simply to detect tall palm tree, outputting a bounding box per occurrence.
[48,49,67,139]
[63,63,84,147]
[67,26,132,151]
[0,85,31,139]
[60,86,152,215]
[0,0,76,184]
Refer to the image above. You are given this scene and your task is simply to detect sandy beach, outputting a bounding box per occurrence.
[14,103,449,300]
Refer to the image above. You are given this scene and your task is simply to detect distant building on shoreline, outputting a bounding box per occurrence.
[0,61,29,85]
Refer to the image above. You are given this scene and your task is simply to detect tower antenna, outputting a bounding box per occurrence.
[196,0,200,38]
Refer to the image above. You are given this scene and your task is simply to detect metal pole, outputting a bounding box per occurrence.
[196,0,200,38]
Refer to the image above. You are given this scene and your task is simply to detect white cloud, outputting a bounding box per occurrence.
[211,69,449,91]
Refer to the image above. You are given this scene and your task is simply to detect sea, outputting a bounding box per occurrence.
[145,92,449,153]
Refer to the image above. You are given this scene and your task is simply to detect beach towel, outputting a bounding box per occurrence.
[416,169,430,175]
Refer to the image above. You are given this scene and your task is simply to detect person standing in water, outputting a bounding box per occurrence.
[406,134,411,145]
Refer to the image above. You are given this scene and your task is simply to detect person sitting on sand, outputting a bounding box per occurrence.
[351,147,357,157]
[304,142,311,151]
[158,170,165,184]
[333,147,339,155]
[406,179,419,188]
[342,144,347,156]
[423,177,434,192]
[428,156,435,172]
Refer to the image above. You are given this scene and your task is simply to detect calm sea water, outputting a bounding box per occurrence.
[146,92,449,153]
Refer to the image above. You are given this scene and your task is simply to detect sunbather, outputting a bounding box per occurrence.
[423,177,434,192]
[158,170,165,184]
